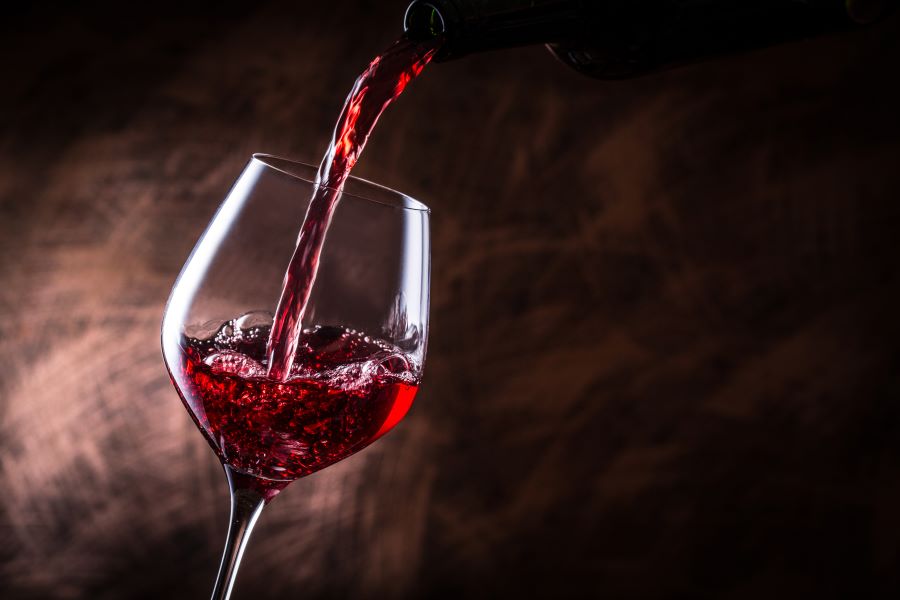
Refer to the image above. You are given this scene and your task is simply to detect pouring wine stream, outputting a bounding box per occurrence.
[265,36,438,381]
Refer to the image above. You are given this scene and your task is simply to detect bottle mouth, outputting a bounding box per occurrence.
[404,1,447,40]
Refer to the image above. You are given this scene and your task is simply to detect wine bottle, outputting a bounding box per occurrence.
[404,0,896,78]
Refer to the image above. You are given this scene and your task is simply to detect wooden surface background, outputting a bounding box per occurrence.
[2,2,900,598]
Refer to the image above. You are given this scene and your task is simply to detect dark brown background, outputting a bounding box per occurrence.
[2,1,900,598]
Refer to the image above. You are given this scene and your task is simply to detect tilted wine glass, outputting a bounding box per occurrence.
[161,154,430,600]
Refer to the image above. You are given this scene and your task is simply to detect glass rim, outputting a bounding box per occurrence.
[251,153,430,213]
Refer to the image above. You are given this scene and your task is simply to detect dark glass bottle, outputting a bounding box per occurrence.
[404,0,896,78]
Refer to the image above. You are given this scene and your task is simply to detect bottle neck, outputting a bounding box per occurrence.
[405,0,896,77]
[404,0,591,60]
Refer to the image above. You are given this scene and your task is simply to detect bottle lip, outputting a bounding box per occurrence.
[404,1,447,41]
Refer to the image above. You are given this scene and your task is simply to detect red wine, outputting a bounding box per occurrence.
[172,313,420,481]
[266,36,438,381]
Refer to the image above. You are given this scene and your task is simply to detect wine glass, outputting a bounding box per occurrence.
[161,154,430,600]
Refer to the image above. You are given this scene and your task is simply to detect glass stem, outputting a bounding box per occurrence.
[210,466,267,600]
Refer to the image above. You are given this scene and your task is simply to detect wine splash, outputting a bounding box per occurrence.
[266,36,438,381]
[175,314,420,481]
